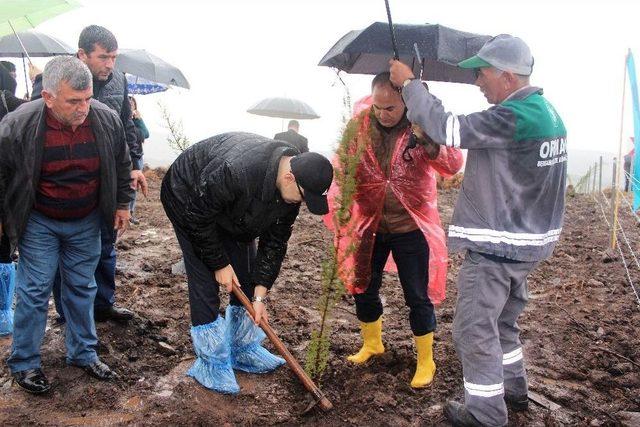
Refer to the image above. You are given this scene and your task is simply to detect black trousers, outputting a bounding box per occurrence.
[354,229,436,336]
[172,222,256,327]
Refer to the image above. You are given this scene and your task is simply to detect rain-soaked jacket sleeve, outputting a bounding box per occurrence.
[402,79,517,150]
[182,162,238,272]
[252,205,300,289]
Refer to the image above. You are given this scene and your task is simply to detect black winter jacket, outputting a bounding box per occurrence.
[161,132,300,289]
[274,129,309,153]
[0,98,133,247]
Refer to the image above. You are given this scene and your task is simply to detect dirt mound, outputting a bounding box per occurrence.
[0,174,638,425]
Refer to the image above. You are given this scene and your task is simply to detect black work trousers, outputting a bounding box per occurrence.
[172,222,256,327]
[354,229,436,336]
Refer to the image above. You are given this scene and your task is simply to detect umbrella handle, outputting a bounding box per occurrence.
[8,21,33,66]
[413,43,424,81]
[384,0,399,60]
[21,55,30,100]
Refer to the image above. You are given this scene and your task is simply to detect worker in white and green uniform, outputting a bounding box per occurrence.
[390,34,567,426]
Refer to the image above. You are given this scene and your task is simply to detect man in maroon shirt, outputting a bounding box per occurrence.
[0,56,133,394]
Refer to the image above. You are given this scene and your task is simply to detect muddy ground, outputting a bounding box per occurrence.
[0,169,639,426]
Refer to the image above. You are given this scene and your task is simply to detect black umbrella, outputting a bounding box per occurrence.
[319,22,492,84]
[0,30,74,57]
[0,30,75,97]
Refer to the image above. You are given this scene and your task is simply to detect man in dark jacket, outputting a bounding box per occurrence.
[161,132,332,394]
[0,56,133,394]
[274,120,309,153]
[32,25,145,323]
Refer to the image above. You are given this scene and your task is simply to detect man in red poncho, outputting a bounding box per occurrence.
[327,72,463,388]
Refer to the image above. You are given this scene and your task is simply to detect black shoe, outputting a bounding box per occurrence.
[129,216,140,225]
[505,393,528,412]
[13,368,51,394]
[74,360,115,380]
[94,305,134,323]
[444,401,484,427]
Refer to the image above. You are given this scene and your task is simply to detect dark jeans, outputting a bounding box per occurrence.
[172,222,256,327]
[53,218,117,317]
[354,229,436,336]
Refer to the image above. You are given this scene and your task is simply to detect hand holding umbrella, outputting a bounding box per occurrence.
[28,63,41,83]
[389,58,415,87]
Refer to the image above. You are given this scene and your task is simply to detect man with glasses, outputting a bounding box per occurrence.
[160,132,332,395]
[333,72,463,389]
[390,34,567,426]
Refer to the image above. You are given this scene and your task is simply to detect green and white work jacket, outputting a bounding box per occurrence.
[403,83,567,262]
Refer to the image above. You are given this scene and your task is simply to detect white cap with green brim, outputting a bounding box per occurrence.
[458,34,534,76]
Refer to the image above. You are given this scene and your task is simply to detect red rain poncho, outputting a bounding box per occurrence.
[325,106,463,304]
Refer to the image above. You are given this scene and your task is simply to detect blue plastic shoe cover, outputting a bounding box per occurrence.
[187,316,239,394]
[225,305,285,373]
[0,263,15,336]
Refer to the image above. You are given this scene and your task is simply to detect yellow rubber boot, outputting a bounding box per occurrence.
[347,317,384,364]
[411,332,436,388]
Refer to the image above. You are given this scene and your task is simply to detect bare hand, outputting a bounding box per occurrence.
[252,300,268,325]
[251,285,269,324]
[130,169,148,197]
[28,63,42,83]
[389,59,415,87]
[113,209,130,238]
[214,265,239,292]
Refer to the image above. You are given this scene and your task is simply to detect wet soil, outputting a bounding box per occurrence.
[0,170,638,426]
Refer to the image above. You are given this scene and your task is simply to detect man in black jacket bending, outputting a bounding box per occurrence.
[160,132,332,394]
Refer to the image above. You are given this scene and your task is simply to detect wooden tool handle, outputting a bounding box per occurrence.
[231,283,333,411]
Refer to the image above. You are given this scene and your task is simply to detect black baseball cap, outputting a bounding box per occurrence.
[290,152,333,215]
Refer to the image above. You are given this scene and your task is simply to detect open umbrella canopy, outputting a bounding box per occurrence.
[0,0,80,37]
[0,30,74,57]
[247,97,320,120]
[115,49,190,89]
[319,22,492,84]
[126,74,168,95]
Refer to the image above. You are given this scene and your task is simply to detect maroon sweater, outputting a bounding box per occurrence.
[34,109,101,220]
